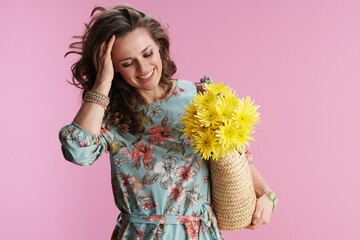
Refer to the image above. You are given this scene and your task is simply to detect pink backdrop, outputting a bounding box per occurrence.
[1,0,359,239]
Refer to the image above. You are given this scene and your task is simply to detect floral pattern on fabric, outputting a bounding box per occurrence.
[59,79,254,239]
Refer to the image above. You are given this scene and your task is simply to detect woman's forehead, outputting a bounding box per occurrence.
[112,28,156,59]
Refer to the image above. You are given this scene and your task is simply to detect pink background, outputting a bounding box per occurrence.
[1,0,359,239]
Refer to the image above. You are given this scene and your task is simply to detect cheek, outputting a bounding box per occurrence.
[118,67,134,79]
[154,51,163,66]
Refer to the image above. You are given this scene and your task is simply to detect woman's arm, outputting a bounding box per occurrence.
[248,162,273,197]
[58,36,116,166]
[245,162,275,229]
[73,35,116,135]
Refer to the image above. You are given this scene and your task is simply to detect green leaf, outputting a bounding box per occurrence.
[166,143,182,154]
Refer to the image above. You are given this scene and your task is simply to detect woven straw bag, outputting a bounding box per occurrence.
[210,149,257,231]
[195,80,257,230]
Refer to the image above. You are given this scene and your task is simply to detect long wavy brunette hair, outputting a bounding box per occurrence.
[65,5,177,140]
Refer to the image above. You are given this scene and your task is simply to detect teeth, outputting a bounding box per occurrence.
[138,69,154,79]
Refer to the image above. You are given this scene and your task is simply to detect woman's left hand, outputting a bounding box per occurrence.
[245,194,274,230]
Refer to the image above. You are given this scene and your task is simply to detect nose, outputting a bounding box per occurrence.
[137,59,150,75]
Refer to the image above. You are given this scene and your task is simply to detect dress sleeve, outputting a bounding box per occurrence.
[236,148,253,163]
[58,121,111,166]
[244,148,253,164]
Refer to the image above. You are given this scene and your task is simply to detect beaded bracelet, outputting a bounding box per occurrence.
[84,97,108,110]
[84,94,109,105]
[84,95,108,109]
[259,191,279,213]
[85,90,110,104]
[84,90,110,110]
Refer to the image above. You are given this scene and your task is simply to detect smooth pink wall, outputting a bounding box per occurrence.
[1,0,359,239]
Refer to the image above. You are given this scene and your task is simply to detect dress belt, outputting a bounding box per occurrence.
[117,213,206,225]
[115,205,220,239]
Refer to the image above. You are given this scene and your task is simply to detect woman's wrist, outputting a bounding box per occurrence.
[255,186,273,198]
[91,82,111,96]
[84,89,110,111]
[258,190,279,213]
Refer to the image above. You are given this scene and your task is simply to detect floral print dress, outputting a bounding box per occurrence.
[58,79,253,240]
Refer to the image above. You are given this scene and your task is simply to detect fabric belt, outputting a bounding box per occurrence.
[115,205,220,239]
[117,213,207,225]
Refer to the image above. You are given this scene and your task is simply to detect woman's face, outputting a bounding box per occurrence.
[111,27,163,93]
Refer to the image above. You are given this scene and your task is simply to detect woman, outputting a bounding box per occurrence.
[59,5,276,239]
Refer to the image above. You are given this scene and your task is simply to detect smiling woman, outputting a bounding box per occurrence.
[111,27,166,102]
[59,4,226,240]
[58,4,275,240]
[64,5,177,139]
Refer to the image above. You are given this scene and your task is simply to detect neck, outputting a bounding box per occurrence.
[138,80,175,104]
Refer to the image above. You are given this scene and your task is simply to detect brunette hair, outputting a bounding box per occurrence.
[65,4,177,140]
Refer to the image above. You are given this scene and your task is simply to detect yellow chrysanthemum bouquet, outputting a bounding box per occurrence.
[181,79,261,230]
[181,82,261,160]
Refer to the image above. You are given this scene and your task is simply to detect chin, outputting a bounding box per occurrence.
[139,70,161,88]
[143,80,161,91]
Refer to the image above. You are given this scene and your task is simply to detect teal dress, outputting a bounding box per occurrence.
[59,79,253,240]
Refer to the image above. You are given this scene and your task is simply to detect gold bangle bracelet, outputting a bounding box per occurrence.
[84,95,109,108]
[86,90,110,102]
[84,98,107,110]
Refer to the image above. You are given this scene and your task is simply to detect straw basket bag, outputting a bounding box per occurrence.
[194,80,257,230]
[210,149,257,231]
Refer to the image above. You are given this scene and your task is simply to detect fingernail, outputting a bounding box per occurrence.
[253,220,257,224]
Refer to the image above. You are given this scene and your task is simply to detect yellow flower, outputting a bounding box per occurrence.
[211,140,228,161]
[221,92,240,109]
[182,117,203,142]
[235,96,261,130]
[216,103,234,121]
[233,127,254,150]
[215,123,237,150]
[183,103,197,116]
[193,128,216,160]
[193,91,216,110]
[180,81,261,161]
[196,104,221,127]
[204,82,232,96]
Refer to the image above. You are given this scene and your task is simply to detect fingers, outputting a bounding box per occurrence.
[99,41,107,60]
[246,198,262,230]
[244,210,264,230]
[98,35,115,59]
[94,41,106,71]
[256,194,273,225]
[105,35,116,56]
[94,35,116,84]
[261,203,272,224]
[95,35,115,73]
[245,219,263,230]
[245,197,273,230]
[252,201,263,225]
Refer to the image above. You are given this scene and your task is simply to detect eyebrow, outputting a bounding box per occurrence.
[119,45,152,62]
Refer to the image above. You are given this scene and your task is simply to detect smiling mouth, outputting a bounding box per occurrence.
[138,68,154,80]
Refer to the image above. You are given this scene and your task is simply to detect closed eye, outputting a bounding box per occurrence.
[122,51,153,67]
[122,61,133,67]
[144,51,153,57]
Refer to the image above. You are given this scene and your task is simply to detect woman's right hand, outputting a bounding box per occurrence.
[93,35,116,96]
